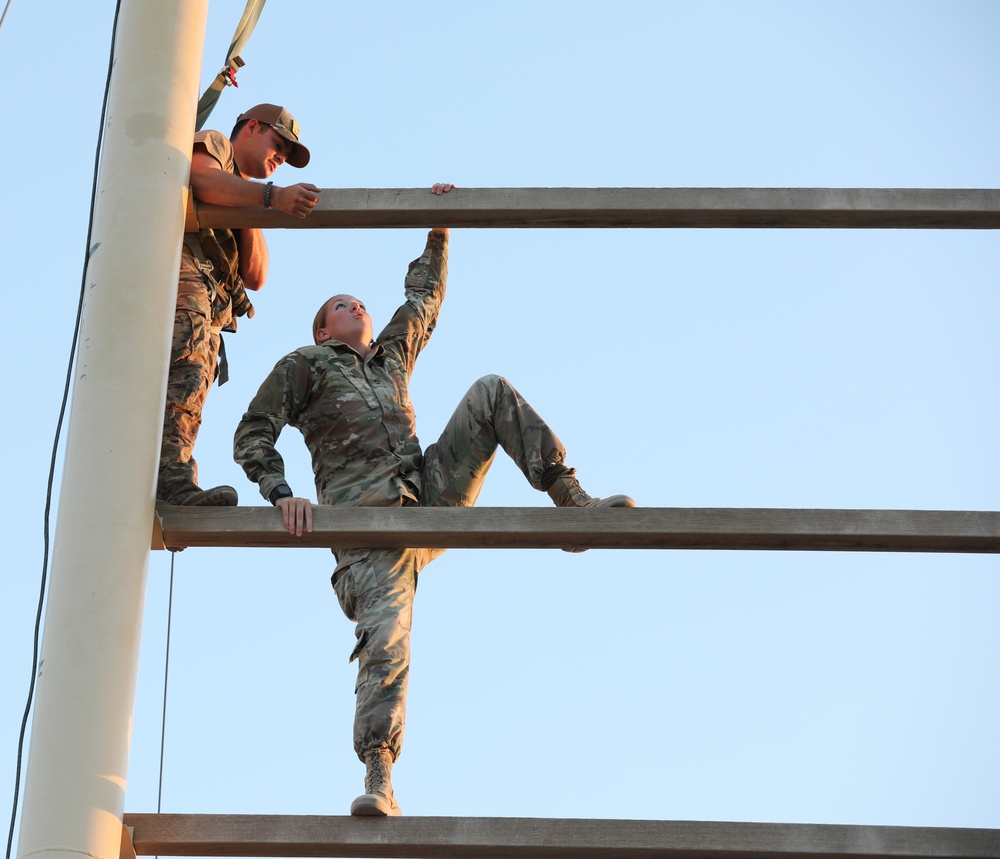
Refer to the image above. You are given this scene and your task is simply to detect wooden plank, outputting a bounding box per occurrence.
[151,506,1000,554]
[121,814,1000,858]
[190,187,1000,231]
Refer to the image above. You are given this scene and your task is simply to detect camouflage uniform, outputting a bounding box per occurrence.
[234,230,573,761]
[158,130,249,504]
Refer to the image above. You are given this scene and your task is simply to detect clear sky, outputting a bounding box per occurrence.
[1,0,998,837]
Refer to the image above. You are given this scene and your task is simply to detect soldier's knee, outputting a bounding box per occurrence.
[475,373,505,387]
[468,373,512,401]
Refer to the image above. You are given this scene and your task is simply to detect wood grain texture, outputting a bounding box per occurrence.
[190,187,1000,230]
[122,814,1000,858]
[152,506,1000,553]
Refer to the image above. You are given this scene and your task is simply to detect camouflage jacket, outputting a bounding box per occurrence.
[234,230,449,506]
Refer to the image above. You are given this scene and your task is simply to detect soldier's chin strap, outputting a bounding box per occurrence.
[195,0,267,131]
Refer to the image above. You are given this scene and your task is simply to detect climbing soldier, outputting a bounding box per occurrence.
[157,104,321,507]
[233,215,636,816]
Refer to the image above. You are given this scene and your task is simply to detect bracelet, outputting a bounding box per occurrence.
[263,181,274,209]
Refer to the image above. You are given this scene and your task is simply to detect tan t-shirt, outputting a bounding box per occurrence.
[179,130,242,326]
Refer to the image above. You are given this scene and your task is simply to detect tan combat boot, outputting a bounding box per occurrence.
[178,484,238,506]
[547,474,635,553]
[546,474,635,510]
[350,746,401,816]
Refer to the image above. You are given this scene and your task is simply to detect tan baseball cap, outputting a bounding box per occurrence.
[237,103,310,168]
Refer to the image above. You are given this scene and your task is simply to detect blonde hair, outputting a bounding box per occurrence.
[312,297,332,344]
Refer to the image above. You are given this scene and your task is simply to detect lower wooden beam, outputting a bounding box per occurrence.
[121,814,1000,859]
[151,506,1000,554]
[190,187,1000,231]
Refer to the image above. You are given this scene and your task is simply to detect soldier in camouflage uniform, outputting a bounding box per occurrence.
[158,104,321,507]
[233,224,635,816]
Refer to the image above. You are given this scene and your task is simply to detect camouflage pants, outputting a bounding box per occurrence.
[333,374,568,760]
[156,255,220,503]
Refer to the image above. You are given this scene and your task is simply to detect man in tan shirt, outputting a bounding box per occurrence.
[157,104,321,507]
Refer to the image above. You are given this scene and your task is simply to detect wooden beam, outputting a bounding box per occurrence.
[188,187,1000,231]
[121,814,1000,858]
[151,506,1000,554]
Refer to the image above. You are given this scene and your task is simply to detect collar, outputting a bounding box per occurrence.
[321,339,383,359]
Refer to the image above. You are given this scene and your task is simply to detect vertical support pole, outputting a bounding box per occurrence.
[15,1,209,858]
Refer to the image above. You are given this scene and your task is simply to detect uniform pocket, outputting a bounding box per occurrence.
[336,365,380,410]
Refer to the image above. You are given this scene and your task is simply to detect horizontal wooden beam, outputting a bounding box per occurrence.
[121,814,1000,859]
[151,506,1000,554]
[186,187,1000,231]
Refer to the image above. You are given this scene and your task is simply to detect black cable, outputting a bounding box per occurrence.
[157,555,178,815]
[4,1,123,856]
[0,0,13,34]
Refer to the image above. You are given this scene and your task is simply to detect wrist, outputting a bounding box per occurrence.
[269,484,293,505]
[263,181,274,209]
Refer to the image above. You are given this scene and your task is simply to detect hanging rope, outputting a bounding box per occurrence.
[157,552,178,814]
[195,0,267,131]
[165,0,270,813]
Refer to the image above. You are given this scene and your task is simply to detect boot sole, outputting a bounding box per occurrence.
[350,795,402,816]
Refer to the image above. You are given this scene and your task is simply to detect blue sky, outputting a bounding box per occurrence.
[1,0,998,836]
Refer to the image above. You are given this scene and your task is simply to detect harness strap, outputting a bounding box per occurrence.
[186,235,231,386]
[195,0,268,131]
[184,232,219,304]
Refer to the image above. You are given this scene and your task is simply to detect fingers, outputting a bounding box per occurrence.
[430,184,453,233]
[277,184,320,218]
[293,184,320,218]
[277,497,314,536]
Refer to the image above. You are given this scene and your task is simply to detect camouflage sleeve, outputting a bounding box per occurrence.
[376,230,449,372]
[233,351,312,502]
[403,228,448,309]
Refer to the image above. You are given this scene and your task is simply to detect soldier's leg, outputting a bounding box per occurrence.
[333,548,419,762]
[421,375,635,550]
[157,256,237,506]
[420,374,570,507]
[157,306,218,503]
[334,548,423,815]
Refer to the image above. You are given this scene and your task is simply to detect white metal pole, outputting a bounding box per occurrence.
[16,1,209,857]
